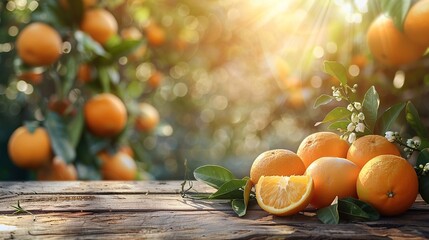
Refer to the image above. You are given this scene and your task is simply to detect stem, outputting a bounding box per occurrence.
[394,139,420,152]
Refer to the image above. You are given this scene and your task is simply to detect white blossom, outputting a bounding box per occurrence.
[358,112,365,120]
[348,132,356,143]
[347,122,355,132]
[353,102,362,110]
[385,131,395,142]
[351,113,359,123]
[355,123,365,133]
[347,104,354,112]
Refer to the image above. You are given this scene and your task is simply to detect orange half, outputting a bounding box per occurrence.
[255,175,313,216]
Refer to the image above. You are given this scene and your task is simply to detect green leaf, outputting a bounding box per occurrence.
[231,199,246,217]
[317,203,339,224]
[75,31,108,59]
[62,56,78,96]
[209,179,247,199]
[328,120,350,132]
[375,102,406,135]
[419,175,429,204]
[381,0,412,31]
[45,111,76,164]
[362,86,379,133]
[338,197,380,221]
[231,178,253,217]
[323,61,348,86]
[194,165,235,189]
[406,102,428,138]
[416,148,429,169]
[313,94,334,109]
[67,108,84,148]
[98,66,111,93]
[105,39,144,61]
[315,107,351,126]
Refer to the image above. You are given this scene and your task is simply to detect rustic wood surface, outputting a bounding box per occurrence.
[0,181,428,239]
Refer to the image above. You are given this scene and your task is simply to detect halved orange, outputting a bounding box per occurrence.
[255,175,313,216]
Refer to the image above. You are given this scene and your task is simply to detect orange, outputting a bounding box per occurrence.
[16,22,62,66]
[77,64,93,83]
[250,149,306,185]
[351,54,368,70]
[296,132,349,168]
[148,71,163,89]
[8,126,52,169]
[305,157,360,209]
[37,156,78,181]
[80,8,118,45]
[17,71,43,85]
[98,151,137,180]
[357,155,418,216]
[367,15,426,66]
[347,134,400,169]
[255,175,313,216]
[404,0,429,47]
[84,93,127,137]
[144,22,166,46]
[135,102,160,132]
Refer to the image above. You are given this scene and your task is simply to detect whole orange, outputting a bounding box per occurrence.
[250,149,306,185]
[305,157,360,209]
[17,71,44,85]
[80,8,118,45]
[357,155,418,216]
[84,93,127,137]
[37,156,78,181]
[8,126,52,169]
[144,22,166,46]
[404,0,429,47]
[296,132,349,168]
[347,134,400,169]
[77,64,93,83]
[98,151,137,180]
[367,15,426,66]
[16,22,62,66]
[135,102,160,132]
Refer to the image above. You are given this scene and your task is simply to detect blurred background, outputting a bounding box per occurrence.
[1,0,429,180]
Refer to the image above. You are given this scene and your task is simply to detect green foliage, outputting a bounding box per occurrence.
[317,197,380,224]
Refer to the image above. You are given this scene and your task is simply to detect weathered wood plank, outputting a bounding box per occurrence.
[1,211,428,239]
[0,181,211,195]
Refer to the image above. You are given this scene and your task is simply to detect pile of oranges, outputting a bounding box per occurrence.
[250,132,419,217]
[367,0,429,66]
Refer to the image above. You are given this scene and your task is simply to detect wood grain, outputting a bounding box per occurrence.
[0,181,428,239]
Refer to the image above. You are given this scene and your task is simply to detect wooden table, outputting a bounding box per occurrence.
[0,181,428,239]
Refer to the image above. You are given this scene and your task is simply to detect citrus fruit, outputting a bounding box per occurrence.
[296,132,349,168]
[357,155,418,216]
[17,71,43,85]
[16,22,62,66]
[404,0,429,47]
[346,134,400,168]
[80,8,118,45]
[98,151,137,180]
[255,175,313,216]
[84,93,127,137]
[305,157,360,209]
[135,102,160,132]
[77,64,93,83]
[144,22,166,46]
[367,15,426,66]
[37,156,78,181]
[120,145,134,158]
[250,149,306,185]
[148,71,163,89]
[8,126,52,169]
